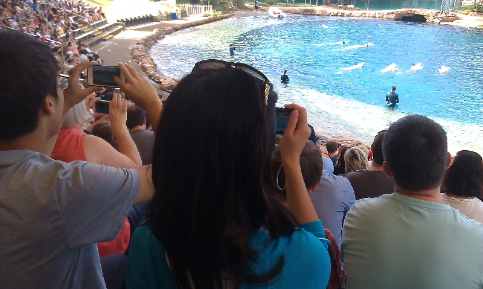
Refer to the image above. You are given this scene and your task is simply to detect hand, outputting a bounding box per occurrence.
[278,103,311,166]
[109,92,127,130]
[85,93,100,111]
[114,63,160,111]
[63,60,103,112]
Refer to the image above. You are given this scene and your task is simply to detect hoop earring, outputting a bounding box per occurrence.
[276,164,286,191]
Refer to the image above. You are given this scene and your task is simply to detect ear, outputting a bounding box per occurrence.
[445,152,452,169]
[382,161,393,177]
[143,117,146,126]
[309,182,318,193]
[41,95,56,115]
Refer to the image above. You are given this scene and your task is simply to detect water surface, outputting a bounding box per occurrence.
[150,15,483,153]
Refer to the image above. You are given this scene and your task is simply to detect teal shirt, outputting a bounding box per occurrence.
[126,221,331,288]
[342,193,483,289]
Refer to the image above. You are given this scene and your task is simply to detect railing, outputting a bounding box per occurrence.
[177,4,213,17]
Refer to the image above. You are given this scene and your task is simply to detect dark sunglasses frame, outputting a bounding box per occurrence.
[192,59,270,104]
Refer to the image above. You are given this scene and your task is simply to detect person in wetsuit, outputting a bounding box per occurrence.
[281,69,289,84]
[386,86,399,108]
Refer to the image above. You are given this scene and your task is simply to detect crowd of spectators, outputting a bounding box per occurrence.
[1,0,104,72]
[2,29,483,289]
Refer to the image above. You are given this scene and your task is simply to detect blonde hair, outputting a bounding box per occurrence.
[62,100,92,129]
[344,147,368,173]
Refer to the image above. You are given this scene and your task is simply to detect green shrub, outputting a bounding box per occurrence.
[463,3,483,13]
[264,0,276,5]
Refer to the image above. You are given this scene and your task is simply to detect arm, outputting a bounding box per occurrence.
[82,134,140,168]
[109,93,142,166]
[115,63,162,134]
[82,93,142,167]
[278,104,319,224]
[133,165,154,205]
[45,61,102,155]
[84,115,109,133]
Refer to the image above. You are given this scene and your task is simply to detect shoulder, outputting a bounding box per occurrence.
[250,224,330,287]
[127,225,177,288]
[346,194,393,217]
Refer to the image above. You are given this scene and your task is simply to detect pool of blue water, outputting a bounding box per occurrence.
[150,15,483,153]
[325,0,454,10]
[279,0,449,10]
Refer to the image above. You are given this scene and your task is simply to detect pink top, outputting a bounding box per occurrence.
[50,127,130,257]
[51,127,87,162]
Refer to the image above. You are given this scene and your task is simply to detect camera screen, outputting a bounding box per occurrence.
[95,100,110,114]
[275,108,293,134]
[92,66,120,87]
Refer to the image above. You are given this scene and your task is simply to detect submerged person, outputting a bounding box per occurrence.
[125,61,331,288]
[281,69,289,84]
[229,43,235,56]
[386,85,399,108]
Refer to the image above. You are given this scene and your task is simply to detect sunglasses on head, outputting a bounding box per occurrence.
[192,59,270,104]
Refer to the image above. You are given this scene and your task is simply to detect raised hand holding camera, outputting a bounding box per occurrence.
[114,62,162,133]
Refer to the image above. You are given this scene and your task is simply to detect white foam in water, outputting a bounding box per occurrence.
[277,87,483,155]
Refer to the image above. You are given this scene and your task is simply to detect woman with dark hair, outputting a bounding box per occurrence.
[122,62,330,288]
[441,150,483,223]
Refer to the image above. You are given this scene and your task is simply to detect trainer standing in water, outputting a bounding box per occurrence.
[229,44,235,56]
[281,69,289,84]
[386,86,399,108]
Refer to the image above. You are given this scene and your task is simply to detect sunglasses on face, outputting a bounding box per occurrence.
[192,59,270,104]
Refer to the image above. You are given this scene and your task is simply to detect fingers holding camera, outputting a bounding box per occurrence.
[108,93,127,131]
[279,103,311,165]
[64,60,103,112]
[115,62,162,134]
[85,93,100,111]
[115,63,158,107]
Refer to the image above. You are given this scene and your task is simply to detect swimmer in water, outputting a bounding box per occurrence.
[386,86,399,108]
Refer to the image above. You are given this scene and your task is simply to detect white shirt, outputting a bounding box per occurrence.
[441,193,483,223]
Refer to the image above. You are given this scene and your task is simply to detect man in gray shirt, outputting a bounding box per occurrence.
[127,106,155,165]
[342,115,483,289]
[0,31,161,288]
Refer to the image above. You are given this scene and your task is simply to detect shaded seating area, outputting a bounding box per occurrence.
[117,14,154,27]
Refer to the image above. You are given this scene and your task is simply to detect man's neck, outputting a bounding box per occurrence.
[328,151,338,156]
[367,162,383,171]
[129,125,145,132]
[0,130,49,155]
[395,186,444,204]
